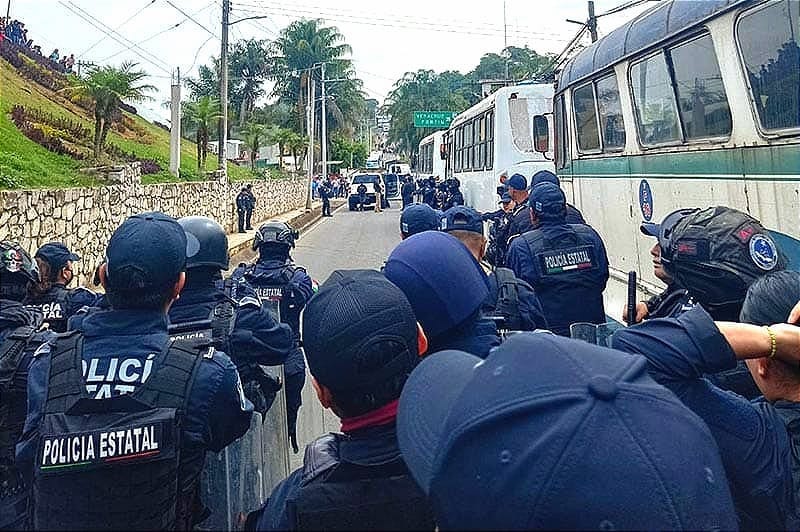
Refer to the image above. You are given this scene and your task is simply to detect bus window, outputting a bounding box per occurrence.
[596,74,626,150]
[509,96,533,151]
[455,126,462,172]
[555,95,569,169]
[670,34,732,139]
[737,0,800,132]
[630,52,681,145]
[573,82,601,152]
[486,110,494,169]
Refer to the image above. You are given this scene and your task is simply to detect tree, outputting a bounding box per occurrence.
[269,127,295,170]
[183,96,221,170]
[230,39,271,126]
[286,131,308,172]
[65,61,155,158]
[241,122,266,171]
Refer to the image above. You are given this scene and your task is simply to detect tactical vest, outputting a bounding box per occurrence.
[31,332,209,531]
[521,224,606,335]
[772,404,800,529]
[168,298,235,357]
[1,324,45,529]
[289,434,435,531]
[246,264,303,340]
[488,267,524,332]
[26,286,70,333]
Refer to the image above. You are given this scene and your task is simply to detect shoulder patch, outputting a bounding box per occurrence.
[749,233,779,271]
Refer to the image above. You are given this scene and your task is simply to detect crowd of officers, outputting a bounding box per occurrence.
[2,165,800,529]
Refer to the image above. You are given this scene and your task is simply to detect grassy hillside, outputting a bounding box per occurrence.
[0,56,249,189]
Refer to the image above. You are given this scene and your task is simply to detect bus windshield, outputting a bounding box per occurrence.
[353,174,379,184]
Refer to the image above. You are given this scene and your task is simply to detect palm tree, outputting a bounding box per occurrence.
[286,131,308,173]
[183,96,221,170]
[269,127,295,170]
[242,122,265,171]
[230,39,271,126]
[64,61,155,158]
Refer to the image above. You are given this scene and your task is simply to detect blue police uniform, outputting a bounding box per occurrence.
[24,284,100,333]
[17,308,254,527]
[612,305,799,529]
[506,183,609,336]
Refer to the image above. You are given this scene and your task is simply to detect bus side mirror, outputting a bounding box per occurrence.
[533,115,549,153]
[439,143,447,160]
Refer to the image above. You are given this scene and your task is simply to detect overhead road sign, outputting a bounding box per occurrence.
[414,111,456,128]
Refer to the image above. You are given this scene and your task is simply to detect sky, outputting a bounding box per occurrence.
[7,0,656,122]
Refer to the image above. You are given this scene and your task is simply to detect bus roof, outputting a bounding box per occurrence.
[419,130,445,146]
[450,83,553,129]
[557,0,749,93]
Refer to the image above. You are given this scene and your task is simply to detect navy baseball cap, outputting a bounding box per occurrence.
[105,212,187,291]
[531,169,560,187]
[530,182,566,221]
[400,203,440,237]
[640,208,700,251]
[506,173,527,191]
[35,242,80,270]
[498,192,512,204]
[384,232,489,341]
[397,334,737,530]
[440,206,483,235]
[302,269,419,395]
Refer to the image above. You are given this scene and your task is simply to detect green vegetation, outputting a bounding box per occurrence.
[0,56,249,189]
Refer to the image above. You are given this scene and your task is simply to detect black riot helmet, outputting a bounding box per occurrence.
[178,216,230,270]
[1,240,39,301]
[252,221,299,251]
[662,206,786,320]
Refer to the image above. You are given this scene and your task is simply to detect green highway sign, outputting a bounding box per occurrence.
[413,111,456,128]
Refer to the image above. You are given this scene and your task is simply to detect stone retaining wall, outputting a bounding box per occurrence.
[0,163,308,284]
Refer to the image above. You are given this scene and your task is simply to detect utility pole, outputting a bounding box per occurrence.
[218,0,229,176]
[587,1,598,42]
[305,72,316,211]
[320,61,328,182]
[503,0,509,82]
[169,67,181,177]
[6,0,11,19]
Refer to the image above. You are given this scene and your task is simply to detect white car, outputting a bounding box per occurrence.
[348,174,380,211]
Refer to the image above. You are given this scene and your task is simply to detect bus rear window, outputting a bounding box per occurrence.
[737,0,800,131]
[509,96,533,152]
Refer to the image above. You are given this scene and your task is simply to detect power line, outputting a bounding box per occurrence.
[97,20,186,63]
[164,0,218,38]
[59,1,172,74]
[77,0,157,59]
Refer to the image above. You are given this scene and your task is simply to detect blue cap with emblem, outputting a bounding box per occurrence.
[385,231,489,341]
[506,173,527,191]
[441,206,483,235]
[400,203,440,237]
[105,211,187,291]
[397,333,737,530]
[530,182,566,222]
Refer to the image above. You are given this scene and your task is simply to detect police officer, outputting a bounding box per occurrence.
[623,208,699,324]
[373,176,383,213]
[530,170,585,225]
[251,270,435,530]
[244,184,257,230]
[17,212,253,530]
[385,231,501,358]
[506,183,609,336]
[24,242,99,332]
[356,182,367,211]
[658,205,786,399]
[441,206,548,332]
[0,241,53,530]
[236,221,314,453]
[169,216,293,415]
[422,177,437,208]
[612,272,800,529]
[504,173,534,240]
[236,186,249,233]
[399,203,440,240]
[443,180,464,210]
[400,175,415,210]
[482,193,515,267]
[319,179,333,217]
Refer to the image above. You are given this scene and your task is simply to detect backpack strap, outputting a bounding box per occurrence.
[134,338,211,412]
[43,331,85,414]
[0,324,39,391]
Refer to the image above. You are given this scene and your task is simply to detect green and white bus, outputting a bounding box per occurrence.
[540,0,799,313]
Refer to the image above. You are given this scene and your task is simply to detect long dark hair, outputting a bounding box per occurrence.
[740,271,800,325]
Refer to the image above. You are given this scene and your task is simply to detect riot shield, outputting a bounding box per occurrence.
[569,320,625,348]
[769,230,800,272]
[197,303,291,530]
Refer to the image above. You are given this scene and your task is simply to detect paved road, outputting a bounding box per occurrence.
[288,201,402,469]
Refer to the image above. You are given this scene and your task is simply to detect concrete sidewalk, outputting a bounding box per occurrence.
[226,198,345,266]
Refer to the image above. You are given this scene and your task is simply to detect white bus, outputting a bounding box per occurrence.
[443,83,555,214]
[416,130,447,180]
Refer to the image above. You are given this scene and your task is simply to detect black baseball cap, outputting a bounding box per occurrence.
[530,182,566,221]
[35,242,80,271]
[302,269,419,395]
[400,203,440,237]
[506,173,527,191]
[105,212,187,291]
[440,206,483,235]
[398,334,737,529]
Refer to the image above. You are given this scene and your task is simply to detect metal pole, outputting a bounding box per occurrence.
[6,0,11,19]
[503,0,509,81]
[218,0,229,175]
[305,71,315,211]
[588,1,598,42]
[169,67,181,177]
[320,62,328,182]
